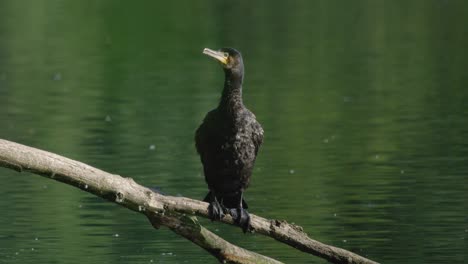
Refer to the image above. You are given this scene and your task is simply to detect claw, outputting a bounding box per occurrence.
[229,207,251,233]
[208,195,225,221]
[205,191,251,232]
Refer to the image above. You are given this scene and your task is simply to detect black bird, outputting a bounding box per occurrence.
[195,47,264,232]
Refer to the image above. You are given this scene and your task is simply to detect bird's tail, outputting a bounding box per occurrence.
[203,192,212,203]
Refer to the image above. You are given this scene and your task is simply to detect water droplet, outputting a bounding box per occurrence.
[343,239,347,243]
[289,169,295,174]
[31,248,35,251]
[84,184,88,189]
[113,233,119,237]
[35,237,39,241]
[105,115,112,122]
[400,170,405,174]
[149,144,156,151]
[53,73,62,81]
[15,252,19,255]
[334,213,337,217]
[78,204,83,208]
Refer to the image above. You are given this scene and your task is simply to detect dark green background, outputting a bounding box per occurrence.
[1,0,467,263]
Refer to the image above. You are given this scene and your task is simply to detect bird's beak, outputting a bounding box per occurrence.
[203,48,228,65]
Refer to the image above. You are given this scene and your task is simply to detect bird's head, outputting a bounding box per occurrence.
[203,47,244,74]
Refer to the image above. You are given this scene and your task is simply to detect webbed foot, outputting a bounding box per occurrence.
[229,207,251,233]
[208,196,226,221]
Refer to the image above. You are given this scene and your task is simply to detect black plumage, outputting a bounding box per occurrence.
[195,47,263,231]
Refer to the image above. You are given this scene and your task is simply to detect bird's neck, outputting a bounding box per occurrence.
[219,70,244,112]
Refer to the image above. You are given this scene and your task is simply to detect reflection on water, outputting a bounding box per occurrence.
[1,1,468,263]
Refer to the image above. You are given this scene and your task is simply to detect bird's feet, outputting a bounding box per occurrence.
[208,197,226,221]
[229,207,251,233]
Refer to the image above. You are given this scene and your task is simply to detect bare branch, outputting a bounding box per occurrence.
[148,213,281,264]
[0,139,378,264]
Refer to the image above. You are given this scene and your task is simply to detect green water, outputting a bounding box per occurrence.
[1,1,468,263]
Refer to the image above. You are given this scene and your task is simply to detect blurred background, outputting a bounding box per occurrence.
[1,0,468,263]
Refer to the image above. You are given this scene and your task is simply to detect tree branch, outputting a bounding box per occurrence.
[0,139,378,264]
[148,213,281,264]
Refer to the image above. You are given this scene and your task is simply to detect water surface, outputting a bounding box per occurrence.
[1,1,468,263]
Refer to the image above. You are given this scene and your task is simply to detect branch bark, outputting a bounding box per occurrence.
[0,139,378,264]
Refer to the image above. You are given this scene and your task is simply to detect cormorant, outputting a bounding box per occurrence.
[195,47,264,232]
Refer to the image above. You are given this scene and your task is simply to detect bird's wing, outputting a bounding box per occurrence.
[195,109,217,156]
[251,120,264,156]
[195,122,206,156]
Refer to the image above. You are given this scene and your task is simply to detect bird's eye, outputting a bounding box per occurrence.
[223,53,229,58]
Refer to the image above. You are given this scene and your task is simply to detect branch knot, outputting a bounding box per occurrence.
[115,192,124,203]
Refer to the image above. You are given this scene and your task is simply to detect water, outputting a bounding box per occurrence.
[1,1,468,263]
